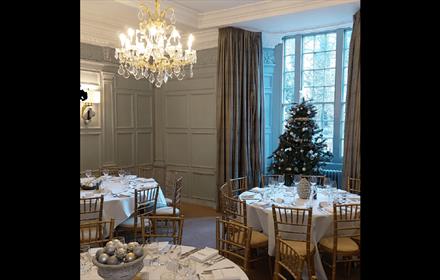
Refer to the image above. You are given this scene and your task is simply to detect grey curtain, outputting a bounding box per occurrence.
[216,27,264,209]
[343,10,361,186]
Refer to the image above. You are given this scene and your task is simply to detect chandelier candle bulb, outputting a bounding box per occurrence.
[115,0,196,87]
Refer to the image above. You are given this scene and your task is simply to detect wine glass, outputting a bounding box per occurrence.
[278,175,285,188]
[85,169,92,178]
[293,175,301,186]
[118,169,126,178]
[102,168,109,177]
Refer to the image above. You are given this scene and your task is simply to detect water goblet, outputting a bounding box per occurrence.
[293,174,301,187]
[102,168,109,177]
[118,169,126,178]
[278,175,285,188]
[85,169,92,178]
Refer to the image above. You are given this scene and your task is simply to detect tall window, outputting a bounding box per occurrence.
[282,28,352,164]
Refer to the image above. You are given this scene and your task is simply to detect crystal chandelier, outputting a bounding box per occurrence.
[115,0,197,88]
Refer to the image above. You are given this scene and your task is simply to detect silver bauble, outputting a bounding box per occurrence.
[98,253,109,264]
[95,248,105,259]
[105,241,114,247]
[302,167,306,171]
[125,252,136,262]
[104,245,116,256]
[133,246,144,258]
[127,242,139,252]
[107,255,120,265]
[115,248,127,260]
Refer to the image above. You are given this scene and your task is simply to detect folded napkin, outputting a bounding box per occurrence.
[250,187,264,193]
[318,201,333,213]
[190,247,218,262]
[240,192,259,200]
[212,268,240,280]
[125,175,137,180]
[137,178,156,183]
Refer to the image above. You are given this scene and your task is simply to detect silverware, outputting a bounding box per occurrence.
[179,247,201,259]
[204,256,225,266]
[201,266,235,274]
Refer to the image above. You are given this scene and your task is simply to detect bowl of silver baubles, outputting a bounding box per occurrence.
[92,240,145,280]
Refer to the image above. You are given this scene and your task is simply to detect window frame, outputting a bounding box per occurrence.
[281,27,352,165]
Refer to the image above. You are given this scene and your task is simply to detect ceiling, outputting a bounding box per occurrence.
[81,0,360,49]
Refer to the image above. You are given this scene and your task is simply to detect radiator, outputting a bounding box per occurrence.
[321,169,343,189]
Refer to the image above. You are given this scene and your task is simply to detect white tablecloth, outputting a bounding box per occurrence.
[80,177,167,226]
[80,245,249,280]
[239,186,360,280]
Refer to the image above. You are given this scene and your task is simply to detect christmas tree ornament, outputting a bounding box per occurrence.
[302,167,306,171]
[98,253,109,264]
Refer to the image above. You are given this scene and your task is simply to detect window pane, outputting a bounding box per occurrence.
[324,86,334,102]
[340,139,344,157]
[325,138,333,153]
[283,87,295,104]
[282,105,292,129]
[344,50,350,67]
[303,36,314,53]
[313,70,325,87]
[322,104,334,121]
[344,30,352,49]
[324,69,335,86]
[284,72,295,88]
[340,121,345,137]
[314,104,323,122]
[313,52,326,69]
[285,38,295,55]
[341,104,346,121]
[285,55,295,71]
[303,53,314,70]
[314,34,326,52]
[325,51,336,68]
[326,33,337,50]
[322,121,333,138]
[302,71,313,87]
[312,87,324,102]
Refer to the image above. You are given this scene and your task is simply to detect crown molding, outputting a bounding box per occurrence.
[261,21,353,48]
[114,0,199,28]
[198,0,358,29]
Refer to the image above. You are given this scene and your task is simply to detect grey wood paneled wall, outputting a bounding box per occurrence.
[80,43,218,208]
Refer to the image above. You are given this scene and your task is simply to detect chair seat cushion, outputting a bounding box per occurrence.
[118,216,151,228]
[319,237,359,253]
[351,236,360,244]
[155,206,180,215]
[282,239,315,257]
[165,198,173,206]
[250,230,268,248]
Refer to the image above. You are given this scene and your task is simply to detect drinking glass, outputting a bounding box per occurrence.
[277,175,285,188]
[85,170,92,178]
[102,168,109,177]
[147,241,160,266]
[290,185,297,206]
[293,175,301,186]
[118,169,126,178]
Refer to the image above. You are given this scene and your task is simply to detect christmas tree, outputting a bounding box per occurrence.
[269,98,333,185]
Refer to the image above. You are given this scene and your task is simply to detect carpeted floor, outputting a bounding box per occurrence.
[180,202,360,280]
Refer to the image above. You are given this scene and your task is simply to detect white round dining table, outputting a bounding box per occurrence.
[239,186,360,280]
[80,176,168,226]
[80,244,249,280]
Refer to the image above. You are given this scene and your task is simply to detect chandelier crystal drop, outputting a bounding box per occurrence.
[115,0,197,87]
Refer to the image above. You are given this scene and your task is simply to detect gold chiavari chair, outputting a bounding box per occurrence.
[117,186,159,241]
[80,219,115,248]
[300,175,326,186]
[230,176,248,197]
[222,193,269,268]
[140,215,184,245]
[261,174,284,188]
[156,176,183,216]
[219,181,232,213]
[272,205,316,280]
[163,169,178,206]
[318,203,360,280]
[347,177,361,195]
[274,237,306,280]
[216,218,252,272]
[80,195,104,223]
